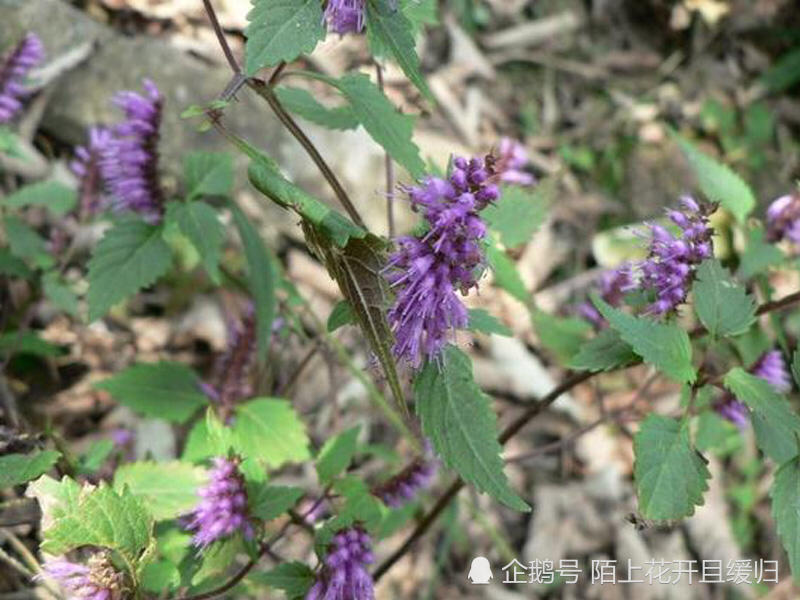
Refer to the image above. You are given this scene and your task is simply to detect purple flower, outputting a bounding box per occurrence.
[385,156,499,368]
[71,127,112,219]
[184,456,253,548]
[306,526,375,600]
[766,193,800,244]
[0,33,44,124]
[325,0,366,34]
[203,306,257,412]
[496,137,535,186]
[39,554,123,600]
[631,196,714,316]
[373,456,436,508]
[101,80,165,223]
[713,395,749,429]
[577,267,633,328]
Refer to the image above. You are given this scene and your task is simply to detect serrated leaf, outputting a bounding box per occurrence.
[467,308,512,337]
[253,562,315,599]
[771,456,800,581]
[634,414,709,520]
[42,271,79,316]
[2,181,77,215]
[275,87,359,131]
[166,201,224,283]
[230,202,276,361]
[244,0,325,75]
[232,398,310,468]
[4,215,54,269]
[25,475,82,531]
[327,300,356,332]
[673,134,755,222]
[723,368,800,462]
[594,296,695,384]
[0,451,60,488]
[183,152,233,200]
[483,181,552,248]
[694,412,742,456]
[486,241,528,303]
[141,560,181,592]
[415,345,529,511]
[248,485,304,521]
[366,0,432,100]
[692,259,756,338]
[571,328,638,372]
[95,362,208,424]
[87,218,172,321]
[738,225,783,280]
[113,461,207,520]
[316,425,360,484]
[531,309,592,366]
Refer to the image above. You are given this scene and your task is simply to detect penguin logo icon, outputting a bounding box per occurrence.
[468,556,493,584]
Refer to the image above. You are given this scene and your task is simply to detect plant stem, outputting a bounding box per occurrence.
[202,0,240,73]
[375,62,396,237]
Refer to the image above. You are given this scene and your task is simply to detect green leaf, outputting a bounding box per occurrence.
[42,271,79,316]
[113,461,207,520]
[0,126,22,158]
[244,0,325,75]
[0,331,65,357]
[166,201,224,283]
[594,296,695,384]
[4,215,54,269]
[275,87,359,131]
[327,300,355,332]
[0,451,60,488]
[316,425,360,484]
[486,242,528,303]
[571,328,638,372]
[633,414,710,520]
[694,412,742,456]
[253,562,315,599]
[531,309,591,366]
[183,152,234,200]
[42,483,154,570]
[329,476,385,531]
[723,368,800,462]
[141,560,181,592]
[365,0,432,100]
[329,73,425,178]
[87,218,172,321]
[79,440,115,474]
[692,259,756,338]
[673,133,756,222]
[467,308,512,337]
[738,225,783,280]
[0,248,33,279]
[793,350,800,390]
[770,456,800,581]
[415,345,529,511]
[230,202,277,361]
[2,181,77,215]
[761,47,800,93]
[483,181,551,248]
[95,362,208,424]
[232,398,311,468]
[248,485,304,521]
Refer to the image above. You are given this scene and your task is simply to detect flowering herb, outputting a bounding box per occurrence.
[39,554,124,600]
[71,127,112,219]
[324,0,366,35]
[306,526,375,600]
[0,33,44,124]
[496,137,535,186]
[766,192,800,245]
[373,456,436,508]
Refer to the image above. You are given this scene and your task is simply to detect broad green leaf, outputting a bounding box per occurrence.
[467,308,512,337]
[483,181,551,248]
[275,87,359,131]
[329,476,385,531]
[0,451,60,488]
[0,248,33,279]
[244,0,325,75]
[761,48,800,93]
[248,484,304,521]
[95,362,208,424]
[571,328,638,372]
[191,536,244,586]
[0,126,22,158]
[230,202,276,361]
[25,475,82,530]
[4,215,54,269]
[0,331,64,357]
[402,0,438,30]
[692,259,756,338]
[327,300,356,332]
[166,201,224,283]
[486,242,528,303]
[183,152,233,200]
[182,414,233,464]
[771,456,800,581]
[723,368,800,462]
[316,425,360,484]
[531,309,591,366]
[113,461,207,520]
[634,414,710,520]
[673,134,755,222]
[87,218,172,321]
[793,350,800,390]
[594,297,695,384]
[232,398,311,468]
[141,560,181,592]
[2,181,77,215]
[738,226,783,280]
[79,440,115,474]
[694,412,742,457]
[415,345,529,511]
[365,0,432,100]
[42,271,79,316]
[252,562,315,599]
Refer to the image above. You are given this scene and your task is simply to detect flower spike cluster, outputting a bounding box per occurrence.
[386,156,500,368]
[766,192,800,245]
[203,306,257,412]
[101,79,165,223]
[496,137,535,186]
[373,456,437,508]
[0,33,44,124]
[577,267,633,328]
[184,456,253,548]
[71,127,112,219]
[325,0,366,34]
[40,554,124,600]
[306,526,375,600]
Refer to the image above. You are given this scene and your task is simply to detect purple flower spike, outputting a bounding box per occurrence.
[713,395,749,429]
[306,526,375,600]
[496,137,535,186]
[204,306,257,412]
[386,156,500,368]
[101,79,165,223]
[71,127,112,218]
[325,0,366,34]
[577,267,633,328]
[766,193,800,244]
[39,554,124,600]
[373,456,437,508]
[184,456,253,548]
[751,350,792,394]
[0,33,44,124]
